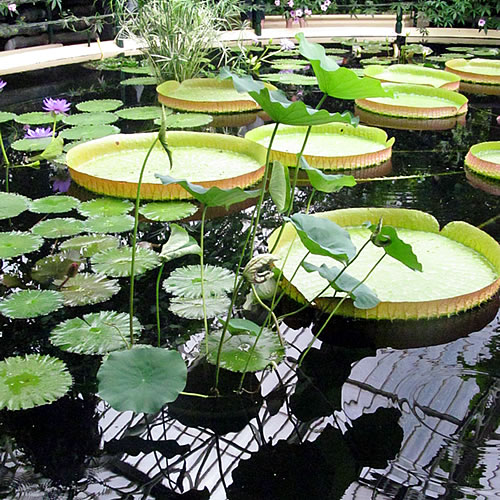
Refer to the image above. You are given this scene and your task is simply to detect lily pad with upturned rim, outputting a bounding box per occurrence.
[77,197,134,217]
[465,141,500,180]
[55,273,120,306]
[59,234,120,257]
[84,214,135,234]
[0,193,30,219]
[139,201,197,222]
[31,218,86,239]
[59,124,120,141]
[0,354,72,410]
[76,99,124,112]
[0,231,44,259]
[115,106,165,121]
[169,295,231,319]
[50,310,140,354]
[62,112,118,126]
[29,195,80,214]
[0,289,64,319]
[445,59,500,93]
[91,246,161,277]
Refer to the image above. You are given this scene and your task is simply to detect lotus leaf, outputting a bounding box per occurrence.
[260,74,318,86]
[0,289,64,318]
[300,157,356,192]
[91,247,161,277]
[160,224,201,262]
[55,273,120,306]
[76,99,123,112]
[29,195,80,214]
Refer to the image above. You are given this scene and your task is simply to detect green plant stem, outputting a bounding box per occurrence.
[52,114,57,139]
[180,391,213,399]
[0,131,9,193]
[305,188,316,213]
[251,283,283,347]
[200,205,210,354]
[155,262,165,347]
[129,136,159,346]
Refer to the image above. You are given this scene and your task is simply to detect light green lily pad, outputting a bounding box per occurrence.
[55,273,120,307]
[0,111,16,123]
[77,197,134,217]
[62,112,118,126]
[11,137,53,152]
[31,252,82,284]
[169,295,231,319]
[120,76,158,86]
[121,66,155,75]
[29,195,80,214]
[91,246,161,277]
[0,231,44,259]
[76,99,123,112]
[0,354,72,410]
[0,289,64,318]
[163,264,234,298]
[59,125,120,141]
[50,311,141,354]
[139,201,197,222]
[14,112,63,125]
[97,347,187,413]
[115,106,164,120]
[84,215,135,234]
[260,73,318,86]
[31,218,86,239]
[60,234,120,257]
[159,113,213,129]
[0,192,30,219]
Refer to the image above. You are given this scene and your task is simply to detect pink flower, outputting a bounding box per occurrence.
[24,127,53,139]
[287,0,293,7]
[290,10,295,17]
[274,0,280,5]
[42,97,71,115]
[320,3,327,11]
[478,18,486,27]
[295,8,303,17]
[0,80,6,92]
[324,0,331,5]
[7,3,17,12]
[497,115,500,125]
[304,8,312,16]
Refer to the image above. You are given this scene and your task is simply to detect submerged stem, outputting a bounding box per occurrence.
[200,206,210,354]
[156,262,165,347]
[0,131,9,192]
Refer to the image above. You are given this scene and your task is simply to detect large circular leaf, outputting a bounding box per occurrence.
[76,99,123,112]
[91,247,161,277]
[14,111,63,125]
[59,125,120,141]
[50,311,141,354]
[60,234,120,257]
[0,354,72,410]
[115,106,164,120]
[55,273,120,306]
[31,218,86,239]
[84,215,134,234]
[77,197,133,217]
[0,231,44,259]
[139,201,197,222]
[97,347,187,413]
[163,264,234,298]
[155,113,213,129]
[0,290,64,319]
[11,138,52,152]
[169,295,231,319]
[29,195,80,214]
[31,252,82,284]
[0,111,16,124]
[0,193,30,219]
[62,112,118,126]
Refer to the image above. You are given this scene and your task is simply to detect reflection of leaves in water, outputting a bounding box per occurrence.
[104,436,189,458]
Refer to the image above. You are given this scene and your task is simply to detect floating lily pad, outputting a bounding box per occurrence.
[76,99,124,112]
[465,141,500,180]
[60,234,120,257]
[169,295,231,319]
[0,354,72,410]
[31,251,82,284]
[159,113,214,129]
[50,311,141,354]
[270,61,309,71]
[445,58,500,94]
[360,57,394,66]
[29,195,80,214]
[260,73,318,86]
[206,328,284,372]
[77,197,134,217]
[91,246,161,277]
[31,218,85,239]
[120,76,158,86]
[97,347,187,413]
[139,201,197,222]
[55,273,120,306]
[14,112,63,125]
[11,137,52,152]
[59,124,120,141]
[0,192,30,219]
[121,66,155,75]
[0,289,64,319]
[62,112,118,126]
[163,264,234,298]
[0,231,44,259]
[115,106,164,120]
[84,214,135,234]
[0,111,16,123]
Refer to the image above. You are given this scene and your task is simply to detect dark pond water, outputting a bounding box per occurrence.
[0,54,500,499]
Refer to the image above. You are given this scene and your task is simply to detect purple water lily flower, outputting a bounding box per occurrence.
[24,127,52,139]
[42,97,71,115]
[0,80,6,92]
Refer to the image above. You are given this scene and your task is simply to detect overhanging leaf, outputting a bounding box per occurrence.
[269,160,291,213]
[160,224,201,262]
[299,156,356,193]
[30,136,64,162]
[226,318,261,336]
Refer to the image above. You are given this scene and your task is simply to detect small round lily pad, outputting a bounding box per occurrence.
[139,201,197,222]
[29,195,80,214]
[11,138,53,152]
[55,273,120,306]
[120,76,158,86]
[84,215,135,234]
[31,251,82,284]
[14,112,63,125]
[76,99,123,112]
[59,125,120,141]
[60,234,120,257]
[31,218,86,239]
[0,289,64,319]
[91,246,161,277]
[154,113,213,129]
[62,112,118,126]
[0,231,44,259]
[0,192,30,219]
[115,106,164,120]
[77,197,134,217]
[0,111,16,124]
[169,295,231,319]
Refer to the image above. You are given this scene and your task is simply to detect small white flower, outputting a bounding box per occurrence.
[280,38,296,50]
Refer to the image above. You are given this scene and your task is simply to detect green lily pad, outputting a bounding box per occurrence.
[270,61,309,71]
[120,76,158,86]
[59,125,120,141]
[14,112,63,125]
[31,251,82,284]
[31,218,86,239]
[11,137,53,152]
[0,289,64,319]
[0,354,72,410]
[0,231,44,259]
[84,215,135,234]
[59,234,120,257]
[121,66,155,75]
[29,195,80,214]
[50,310,141,354]
[206,327,284,372]
[163,264,234,298]
[55,273,120,306]
[62,112,118,126]
[158,113,214,129]
[115,106,164,120]
[139,201,197,222]
[260,73,318,86]
[0,111,16,123]
[77,197,134,217]
[169,295,231,319]
[0,192,30,219]
[76,99,124,112]
[91,246,161,277]
[97,347,187,413]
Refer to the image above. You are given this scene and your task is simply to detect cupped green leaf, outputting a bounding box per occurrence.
[0,193,30,219]
[76,99,123,112]
[155,174,261,209]
[163,264,234,298]
[302,261,379,309]
[91,246,161,277]
[160,224,201,262]
[62,112,118,126]
[59,125,120,141]
[11,137,52,152]
[0,354,72,410]
[77,197,134,217]
[84,215,135,234]
[14,112,63,125]
[29,195,80,214]
[31,218,86,239]
[31,251,82,284]
[97,347,187,413]
[116,106,164,120]
[55,273,120,306]
[169,295,231,319]
[0,231,44,259]
[120,76,158,86]
[206,327,284,372]
[0,289,64,319]
[296,33,390,99]
[226,317,261,336]
[60,234,120,257]
[50,311,141,354]
[0,111,17,123]
[288,213,356,264]
[139,201,197,222]
[269,160,291,213]
[30,135,64,162]
[299,156,356,192]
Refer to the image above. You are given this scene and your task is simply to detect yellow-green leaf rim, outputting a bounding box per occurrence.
[465,141,500,180]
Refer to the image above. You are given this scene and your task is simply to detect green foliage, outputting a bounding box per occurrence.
[0,290,64,319]
[55,273,121,307]
[78,198,133,217]
[0,232,44,259]
[0,193,30,219]
[91,247,161,277]
[31,218,86,239]
[300,157,356,193]
[76,99,123,112]
[139,201,197,222]
[160,224,201,262]
[269,160,291,213]
[29,195,80,214]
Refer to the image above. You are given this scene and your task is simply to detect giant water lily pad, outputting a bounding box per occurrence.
[269,208,500,319]
[465,141,500,180]
[364,64,460,90]
[355,83,468,119]
[50,311,141,354]
[445,58,500,95]
[0,354,72,410]
[31,218,85,239]
[0,289,64,318]
[246,123,393,170]
[29,195,80,214]
[0,232,44,259]
[97,347,187,413]
[0,193,30,219]
[60,234,120,257]
[66,132,266,200]
[91,246,161,277]
[55,273,120,306]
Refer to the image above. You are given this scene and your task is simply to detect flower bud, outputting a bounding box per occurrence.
[243,254,278,284]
